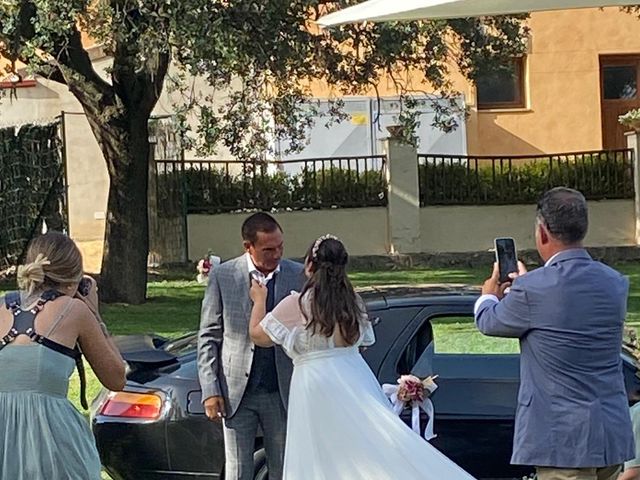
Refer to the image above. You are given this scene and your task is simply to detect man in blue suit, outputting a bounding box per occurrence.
[475,187,634,480]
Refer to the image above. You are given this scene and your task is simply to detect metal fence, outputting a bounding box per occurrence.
[155,155,387,214]
[417,149,634,206]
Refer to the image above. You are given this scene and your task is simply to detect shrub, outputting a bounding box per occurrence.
[157,163,387,214]
[419,153,633,205]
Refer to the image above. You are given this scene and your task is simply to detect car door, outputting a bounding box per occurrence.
[360,304,424,377]
[378,302,531,480]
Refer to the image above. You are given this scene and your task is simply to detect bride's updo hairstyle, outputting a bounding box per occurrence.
[17,232,84,295]
[299,235,365,346]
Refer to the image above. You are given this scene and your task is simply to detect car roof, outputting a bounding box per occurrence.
[357,284,481,310]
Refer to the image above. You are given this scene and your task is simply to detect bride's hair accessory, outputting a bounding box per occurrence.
[311,234,339,261]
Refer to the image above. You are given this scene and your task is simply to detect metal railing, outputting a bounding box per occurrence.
[417,149,634,206]
[155,155,387,214]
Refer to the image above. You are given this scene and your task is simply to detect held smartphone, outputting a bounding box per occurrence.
[78,277,92,296]
[494,237,518,284]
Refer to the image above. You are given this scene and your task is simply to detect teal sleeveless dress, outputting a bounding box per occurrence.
[0,337,102,478]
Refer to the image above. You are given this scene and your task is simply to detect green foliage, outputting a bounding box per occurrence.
[157,163,387,214]
[619,108,640,129]
[0,0,529,160]
[0,0,529,302]
[419,152,633,205]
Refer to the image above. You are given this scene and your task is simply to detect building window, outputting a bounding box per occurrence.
[602,65,637,100]
[476,57,526,110]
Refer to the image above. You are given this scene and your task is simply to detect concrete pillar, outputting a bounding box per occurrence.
[383,133,420,254]
[626,131,640,246]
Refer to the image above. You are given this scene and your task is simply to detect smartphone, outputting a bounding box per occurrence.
[494,237,518,284]
[78,277,92,296]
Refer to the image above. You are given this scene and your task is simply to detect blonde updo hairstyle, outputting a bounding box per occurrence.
[17,232,84,295]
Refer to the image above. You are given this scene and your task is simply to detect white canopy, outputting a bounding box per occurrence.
[317,0,640,26]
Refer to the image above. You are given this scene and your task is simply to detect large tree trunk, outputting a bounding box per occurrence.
[88,113,151,304]
[49,29,169,303]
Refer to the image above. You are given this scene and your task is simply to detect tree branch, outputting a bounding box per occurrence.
[0,2,114,106]
[54,27,113,102]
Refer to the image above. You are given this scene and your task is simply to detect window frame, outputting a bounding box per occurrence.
[600,56,640,102]
[476,57,527,110]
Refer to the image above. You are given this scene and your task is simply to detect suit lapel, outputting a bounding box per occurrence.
[275,262,300,303]
[274,263,285,303]
[233,257,252,317]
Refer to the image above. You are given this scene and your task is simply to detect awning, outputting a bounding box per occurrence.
[318,0,640,26]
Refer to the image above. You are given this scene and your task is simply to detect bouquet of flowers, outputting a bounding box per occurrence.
[196,252,220,284]
[396,374,438,405]
[383,374,439,440]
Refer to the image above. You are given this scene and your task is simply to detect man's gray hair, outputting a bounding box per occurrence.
[536,187,588,244]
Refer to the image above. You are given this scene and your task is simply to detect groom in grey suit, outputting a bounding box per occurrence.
[475,187,634,480]
[197,212,304,480]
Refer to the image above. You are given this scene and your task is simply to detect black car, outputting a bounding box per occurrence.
[91,285,640,480]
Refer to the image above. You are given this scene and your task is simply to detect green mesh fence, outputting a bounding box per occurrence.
[0,121,67,273]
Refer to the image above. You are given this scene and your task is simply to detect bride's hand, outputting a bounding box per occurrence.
[250,279,268,304]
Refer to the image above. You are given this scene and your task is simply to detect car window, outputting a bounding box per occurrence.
[431,315,519,354]
[397,319,433,376]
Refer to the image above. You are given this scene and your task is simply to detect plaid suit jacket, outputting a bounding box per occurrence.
[197,255,305,417]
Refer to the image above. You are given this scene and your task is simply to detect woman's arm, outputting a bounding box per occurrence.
[249,280,274,347]
[76,277,123,361]
[76,301,126,391]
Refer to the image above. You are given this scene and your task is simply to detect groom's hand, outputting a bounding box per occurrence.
[204,395,226,421]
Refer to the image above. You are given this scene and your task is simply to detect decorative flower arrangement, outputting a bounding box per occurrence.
[383,374,439,440]
[196,252,220,284]
[396,374,437,404]
[619,108,640,131]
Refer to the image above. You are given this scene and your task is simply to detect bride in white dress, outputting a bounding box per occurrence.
[248,235,476,480]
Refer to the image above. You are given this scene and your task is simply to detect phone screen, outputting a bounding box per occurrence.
[495,238,518,283]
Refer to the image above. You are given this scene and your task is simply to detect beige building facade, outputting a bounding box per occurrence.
[3,7,640,269]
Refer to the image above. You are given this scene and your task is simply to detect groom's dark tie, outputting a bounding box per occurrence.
[266,274,276,313]
[246,274,278,394]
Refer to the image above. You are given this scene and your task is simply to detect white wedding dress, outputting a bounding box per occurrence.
[260,292,476,480]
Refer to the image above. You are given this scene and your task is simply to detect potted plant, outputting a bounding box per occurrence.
[619,108,640,132]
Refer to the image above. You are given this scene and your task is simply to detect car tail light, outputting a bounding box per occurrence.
[99,391,164,420]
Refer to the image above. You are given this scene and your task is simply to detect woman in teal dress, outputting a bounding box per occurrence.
[0,232,126,479]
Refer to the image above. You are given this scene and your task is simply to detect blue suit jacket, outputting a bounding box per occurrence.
[475,249,634,468]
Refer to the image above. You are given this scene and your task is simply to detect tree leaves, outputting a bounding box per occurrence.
[0,0,529,158]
